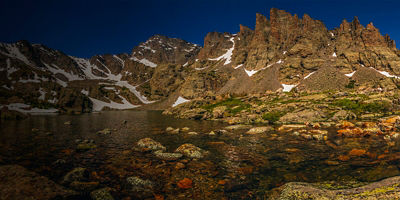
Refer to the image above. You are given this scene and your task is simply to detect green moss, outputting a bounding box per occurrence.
[202,98,250,115]
[333,98,391,114]
[262,111,285,124]
[355,184,399,197]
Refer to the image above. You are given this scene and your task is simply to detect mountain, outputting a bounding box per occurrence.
[1,8,400,114]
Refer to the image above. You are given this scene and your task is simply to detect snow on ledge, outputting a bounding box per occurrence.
[130,57,157,68]
[345,71,356,77]
[234,64,243,69]
[172,96,190,107]
[89,97,139,111]
[304,71,316,79]
[281,84,296,92]
[208,37,235,65]
[2,103,58,113]
[244,69,259,77]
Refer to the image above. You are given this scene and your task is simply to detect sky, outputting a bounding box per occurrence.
[1,0,400,58]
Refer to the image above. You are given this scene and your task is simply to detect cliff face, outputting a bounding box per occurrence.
[1,8,400,112]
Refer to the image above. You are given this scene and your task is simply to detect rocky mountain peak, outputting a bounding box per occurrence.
[131,35,200,66]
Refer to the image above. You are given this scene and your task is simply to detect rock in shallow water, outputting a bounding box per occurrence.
[153,150,183,161]
[269,176,400,200]
[62,167,88,185]
[136,138,166,152]
[246,126,273,134]
[0,165,77,199]
[126,176,154,198]
[175,143,207,159]
[90,187,114,200]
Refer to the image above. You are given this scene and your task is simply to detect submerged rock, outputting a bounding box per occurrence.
[224,124,252,131]
[62,167,88,185]
[90,187,114,200]
[126,176,154,198]
[0,165,77,199]
[246,126,273,134]
[175,144,207,159]
[153,150,183,161]
[77,140,97,151]
[97,128,111,135]
[136,138,166,152]
[166,127,174,132]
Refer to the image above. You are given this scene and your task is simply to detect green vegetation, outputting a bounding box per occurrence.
[262,111,285,124]
[202,98,251,115]
[333,98,391,114]
[345,80,356,89]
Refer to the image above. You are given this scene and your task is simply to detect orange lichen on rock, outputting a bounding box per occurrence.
[338,155,350,161]
[348,149,367,157]
[340,121,355,128]
[384,116,400,123]
[177,178,193,189]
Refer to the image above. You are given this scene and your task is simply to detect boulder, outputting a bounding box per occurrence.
[126,176,154,199]
[0,165,77,199]
[136,138,166,152]
[153,150,183,161]
[175,144,207,159]
[270,176,400,200]
[279,109,325,123]
[90,187,114,200]
[330,110,356,121]
[246,126,273,134]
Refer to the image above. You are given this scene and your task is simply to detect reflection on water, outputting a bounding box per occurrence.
[0,110,400,199]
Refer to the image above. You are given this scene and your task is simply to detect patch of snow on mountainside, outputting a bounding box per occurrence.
[71,56,154,104]
[1,103,58,113]
[113,55,125,66]
[38,88,46,100]
[234,64,243,69]
[172,96,190,107]
[208,36,235,65]
[345,71,356,77]
[0,43,32,66]
[374,69,400,79]
[130,57,157,68]
[282,84,296,92]
[304,71,316,79]
[89,96,139,111]
[244,69,259,77]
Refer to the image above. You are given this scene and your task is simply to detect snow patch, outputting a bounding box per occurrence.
[113,55,125,66]
[38,88,46,100]
[281,84,296,92]
[0,43,32,66]
[130,57,157,68]
[234,64,243,69]
[172,96,190,107]
[81,89,89,95]
[244,69,259,77]
[2,103,58,113]
[89,96,139,111]
[304,71,316,79]
[373,68,400,79]
[345,71,356,77]
[332,52,337,57]
[183,62,189,67]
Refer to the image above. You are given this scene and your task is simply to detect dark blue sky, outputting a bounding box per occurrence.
[1,0,399,58]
